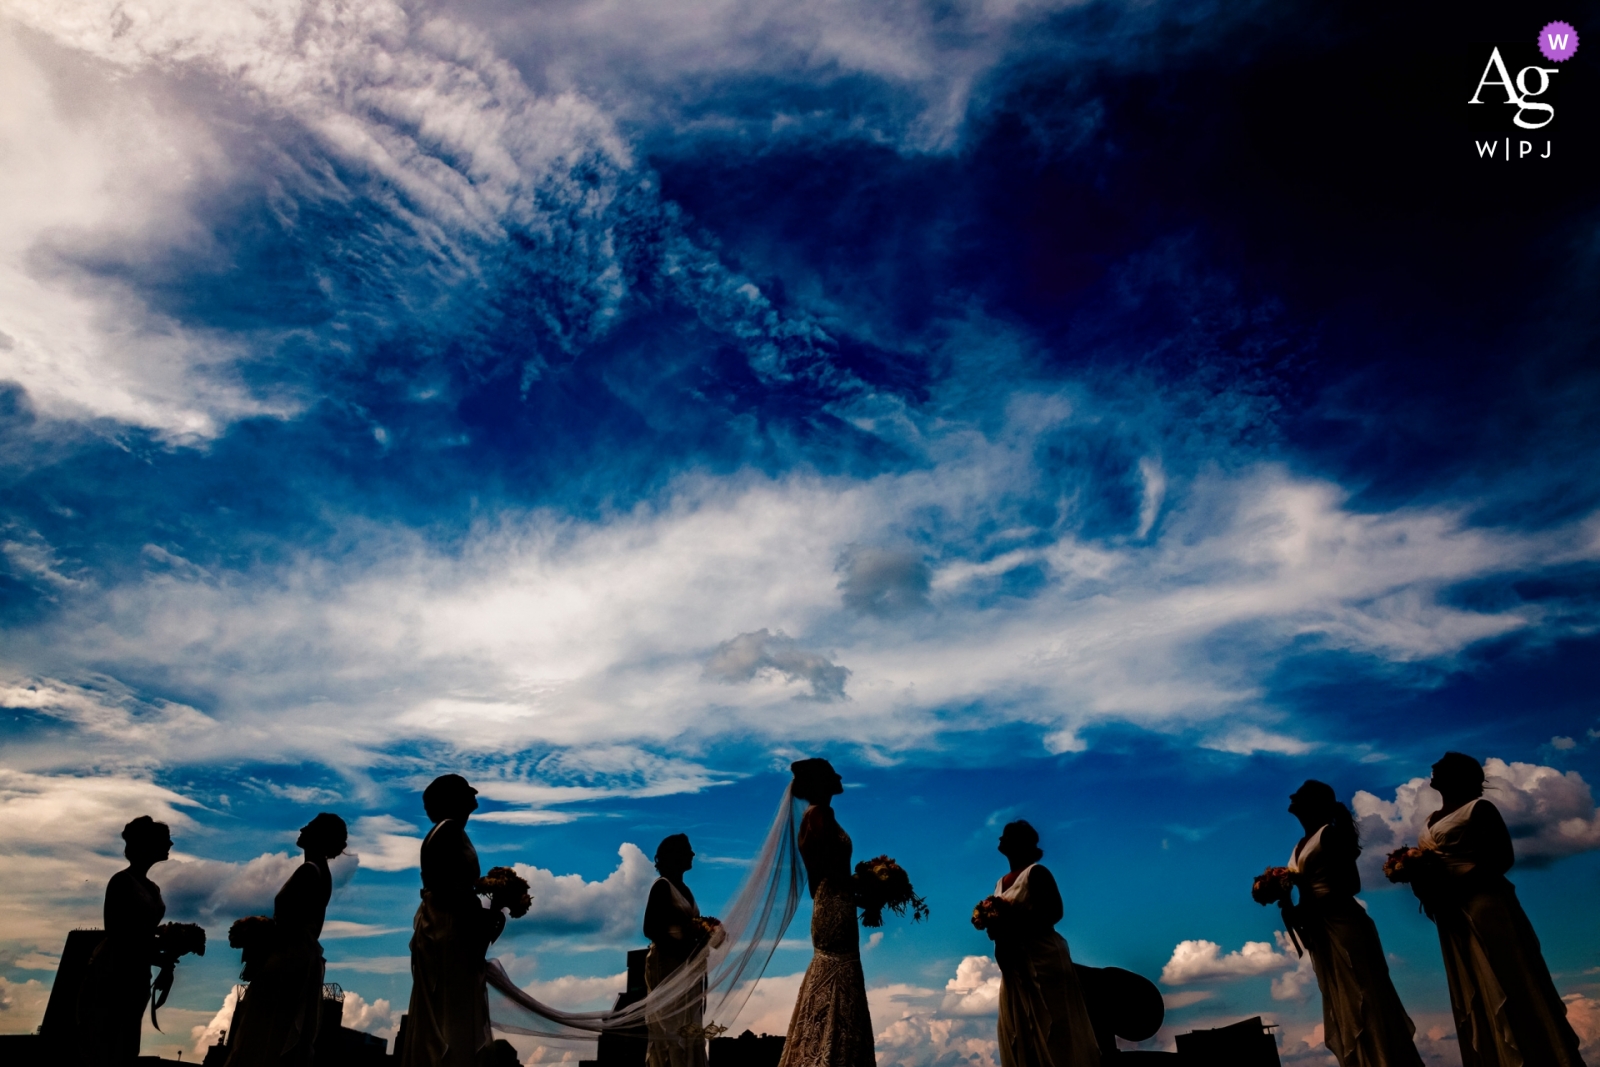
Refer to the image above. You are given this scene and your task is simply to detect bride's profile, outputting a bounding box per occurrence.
[777,758,874,1067]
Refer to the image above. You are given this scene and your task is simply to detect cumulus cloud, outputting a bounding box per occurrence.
[1353,758,1600,878]
[508,843,656,938]
[192,985,397,1058]
[940,955,1002,1017]
[1160,931,1297,985]
[1565,993,1600,1063]
[705,629,851,702]
[159,850,358,924]
[0,768,198,946]
[0,975,51,1026]
[519,970,630,1012]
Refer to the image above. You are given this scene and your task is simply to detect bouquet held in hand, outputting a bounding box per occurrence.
[692,915,727,949]
[1251,866,1295,906]
[478,866,532,918]
[853,855,929,928]
[1382,847,1427,884]
[970,895,1011,931]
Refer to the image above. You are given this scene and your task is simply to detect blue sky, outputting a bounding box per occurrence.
[2,1,1598,1065]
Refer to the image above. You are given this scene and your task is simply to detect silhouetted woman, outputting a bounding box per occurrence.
[225,813,349,1067]
[778,758,874,1067]
[402,775,504,1067]
[1281,781,1421,1067]
[1417,752,1585,1067]
[644,834,713,1067]
[988,821,1099,1067]
[78,816,172,1064]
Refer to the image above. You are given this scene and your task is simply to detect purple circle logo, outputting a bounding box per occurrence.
[1539,21,1579,62]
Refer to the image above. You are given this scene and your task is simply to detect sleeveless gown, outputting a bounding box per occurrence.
[991,864,1099,1067]
[1285,827,1422,1067]
[645,877,709,1067]
[1419,799,1585,1067]
[225,860,333,1067]
[778,808,874,1067]
[78,868,165,1064]
[403,819,503,1067]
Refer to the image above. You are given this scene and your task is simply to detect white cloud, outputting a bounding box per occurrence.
[15,463,1590,775]
[0,768,198,948]
[0,975,52,1032]
[1565,993,1600,1063]
[940,955,1002,1016]
[518,970,629,1012]
[1159,931,1297,985]
[1353,758,1600,879]
[450,0,1123,150]
[191,985,239,1058]
[158,850,358,924]
[1270,935,1318,1001]
[320,921,407,940]
[348,816,425,873]
[509,843,656,938]
[340,989,401,1045]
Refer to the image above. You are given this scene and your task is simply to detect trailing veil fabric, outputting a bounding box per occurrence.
[485,785,805,1043]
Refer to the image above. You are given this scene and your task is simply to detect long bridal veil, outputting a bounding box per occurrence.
[485,784,804,1042]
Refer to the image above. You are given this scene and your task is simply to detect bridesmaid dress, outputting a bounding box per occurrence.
[777,806,874,1067]
[1285,825,1422,1067]
[1419,799,1585,1067]
[403,819,504,1067]
[990,864,1099,1067]
[643,877,709,1067]
[225,859,334,1066]
[78,868,165,1063]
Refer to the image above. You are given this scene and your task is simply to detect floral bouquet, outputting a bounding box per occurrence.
[227,916,275,979]
[1250,867,1295,906]
[853,855,930,928]
[692,915,727,949]
[150,922,206,1029]
[157,921,207,960]
[1382,847,1425,884]
[970,895,1010,932]
[478,867,532,918]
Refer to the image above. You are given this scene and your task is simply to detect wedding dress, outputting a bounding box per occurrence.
[1419,799,1585,1067]
[485,786,803,1048]
[991,864,1098,1067]
[1285,825,1422,1067]
[777,805,874,1067]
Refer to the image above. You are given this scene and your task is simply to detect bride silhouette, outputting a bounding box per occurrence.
[777,758,874,1067]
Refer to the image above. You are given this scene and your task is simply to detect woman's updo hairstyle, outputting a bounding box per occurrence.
[1291,779,1360,852]
[122,815,172,858]
[999,820,1044,864]
[654,833,693,873]
[422,773,479,822]
[298,812,349,856]
[790,758,842,803]
[1434,751,1486,797]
